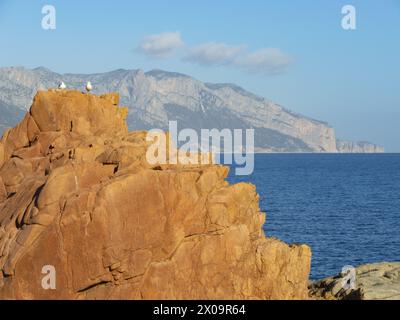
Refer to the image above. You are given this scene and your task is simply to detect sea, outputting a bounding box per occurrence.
[227,154,400,280]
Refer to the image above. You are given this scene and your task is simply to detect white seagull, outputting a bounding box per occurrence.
[85,81,93,93]
[58,81,66,90]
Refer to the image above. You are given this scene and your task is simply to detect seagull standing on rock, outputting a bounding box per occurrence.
[86,81,93,93]
[58,81,66,90]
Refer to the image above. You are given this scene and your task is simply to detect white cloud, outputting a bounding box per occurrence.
[183,42,293,75]
[135,33,294,75]
[137,32,184,58]
[234,48,294,75]
[184,43,245,66]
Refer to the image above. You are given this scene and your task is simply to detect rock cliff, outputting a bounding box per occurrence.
[0,90,311,299]
[336,140,385,153]
[0,67,383,153]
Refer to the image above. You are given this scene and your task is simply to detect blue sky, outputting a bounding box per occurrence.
[0,0,399,151]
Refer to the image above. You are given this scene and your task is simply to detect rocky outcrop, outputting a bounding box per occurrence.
[336,140,384,153]
[309,262,400,300]
[0,66,382,153]
[0,90,311,299]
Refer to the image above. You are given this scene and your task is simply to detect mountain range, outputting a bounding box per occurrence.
[0,66,383,153]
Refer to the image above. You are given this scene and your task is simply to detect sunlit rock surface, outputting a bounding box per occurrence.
[0,90,311,299]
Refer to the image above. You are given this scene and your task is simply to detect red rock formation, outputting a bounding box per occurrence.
[0,90,311,299]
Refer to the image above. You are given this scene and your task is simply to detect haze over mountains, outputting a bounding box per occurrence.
[0,66,383,153]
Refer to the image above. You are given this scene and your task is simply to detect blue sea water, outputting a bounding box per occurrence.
[227,154,400,280]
